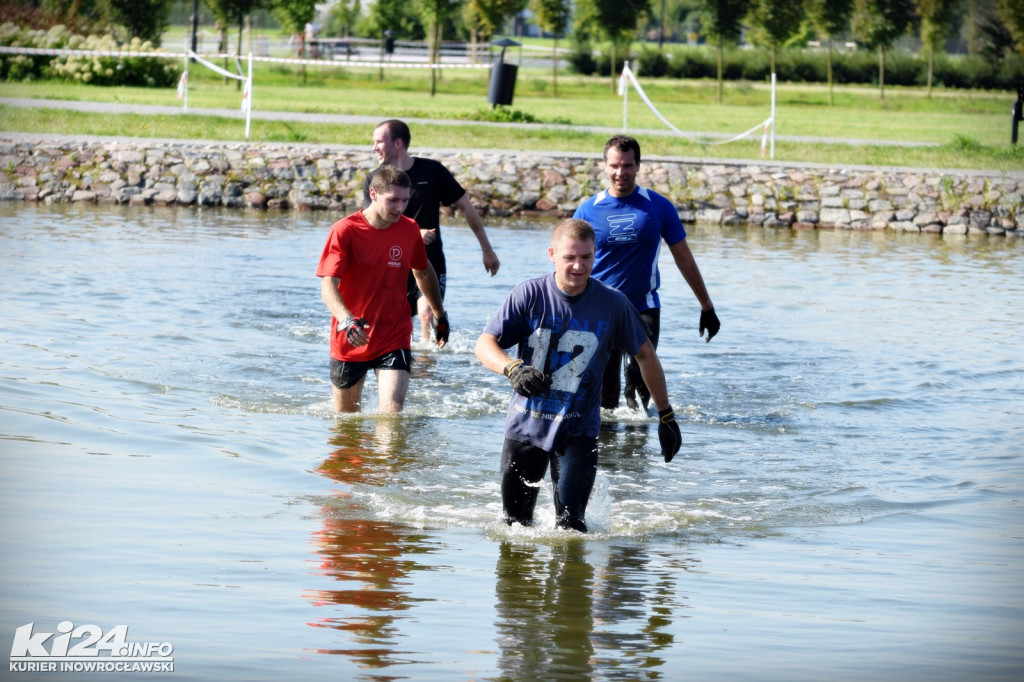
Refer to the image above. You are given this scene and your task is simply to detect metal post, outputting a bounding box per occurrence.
[622,61,629,132]
[190,0,199,60]
[1013,79,1023,145]
[244,52,252,140]
[770,72,776,160]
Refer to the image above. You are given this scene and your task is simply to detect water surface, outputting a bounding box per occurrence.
[1,203,1021,681]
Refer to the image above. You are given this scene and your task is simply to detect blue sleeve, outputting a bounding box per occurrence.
[658,193,687,245]
[483,283,529,350]
[572,196,591,222]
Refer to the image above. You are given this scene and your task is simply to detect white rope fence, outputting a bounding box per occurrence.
[619,62,776,159]
[0,45,493,70]
[0,45,494,140]
[179,50,252,137]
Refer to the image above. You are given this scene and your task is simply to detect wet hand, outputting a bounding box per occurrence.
[338,316,370,347]
[699,308,720,343]
[483,249,500,276]
[421,228,438,245]
[434,311,450,348]
[503,359,551,397]
[658,407,682,463]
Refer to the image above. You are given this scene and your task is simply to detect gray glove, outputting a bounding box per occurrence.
[503,359,550,397]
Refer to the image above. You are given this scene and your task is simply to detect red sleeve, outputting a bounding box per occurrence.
[316,218,348,278]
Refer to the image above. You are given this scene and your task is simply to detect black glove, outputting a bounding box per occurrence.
[338,316,369,345]
[699,308,720,342]
[658,407,682,463]
[434,311,450,345]
[503,359,550,397]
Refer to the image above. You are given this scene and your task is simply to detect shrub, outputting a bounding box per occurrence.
[0,22,178,87]
[636,47,670,77]
[567,43,597,75]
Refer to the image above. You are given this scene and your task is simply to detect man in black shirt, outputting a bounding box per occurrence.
[363,119,500,341]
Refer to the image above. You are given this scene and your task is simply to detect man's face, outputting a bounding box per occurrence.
[549,234,595,296]
[368,184,411,225]
[604,146,639,197]
[372,126,401,166]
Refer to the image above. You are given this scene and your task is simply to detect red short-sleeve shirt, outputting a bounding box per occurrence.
[316,211,428,361]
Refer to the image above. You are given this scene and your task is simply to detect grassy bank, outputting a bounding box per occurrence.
[1,64,1021,171]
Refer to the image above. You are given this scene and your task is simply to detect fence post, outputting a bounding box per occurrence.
[770,72,776,160]
[244,52,253,139]
[621,61,629,131]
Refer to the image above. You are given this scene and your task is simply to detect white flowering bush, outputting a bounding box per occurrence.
[0,22,73,80]
[1,23,178,87]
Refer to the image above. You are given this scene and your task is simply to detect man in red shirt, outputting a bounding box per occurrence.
[317,166,449,413]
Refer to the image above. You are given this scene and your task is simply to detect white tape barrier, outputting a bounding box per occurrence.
[619,62,776,158]
[178,50,252,136]
[1,44,493,140]
[0,45,492,70]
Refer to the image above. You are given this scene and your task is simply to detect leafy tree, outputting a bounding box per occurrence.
[995,0,1024,58]
[701,0,751,102]
[851,0,914,99]
[915,0,960,96]
[587,0,651,89]
[36,0,110,33]
[205,0,267,88]
[272,0,318,42]
[324,0,363,38]
[415,0,460,95]
[745,0,805,73]
[272,0,317,82]
[106,0,173,44]
[463,0,526,59]
[806,0,852,105]
[530,0,571,95]
[359,0,425,40]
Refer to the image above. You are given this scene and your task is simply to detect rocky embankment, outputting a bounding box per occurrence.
[1,136,1021,235]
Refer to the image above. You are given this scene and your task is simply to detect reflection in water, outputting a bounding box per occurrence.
[306,418,436,667]
[495,541,696,679]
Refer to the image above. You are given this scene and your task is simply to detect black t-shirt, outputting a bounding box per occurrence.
[362,157,466,276]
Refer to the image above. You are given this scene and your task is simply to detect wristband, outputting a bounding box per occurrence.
[503,358,524,378]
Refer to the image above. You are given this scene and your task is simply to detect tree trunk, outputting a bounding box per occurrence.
[927,47,934,98]
[717,35,724,104]
[878,44,885,101]
[552,36,558,98]
[430,20,440,96]
[827,37,833,107]
[236,15,244,91]
[610,41,617,93]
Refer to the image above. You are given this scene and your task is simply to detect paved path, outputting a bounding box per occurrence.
[0,97,939,148]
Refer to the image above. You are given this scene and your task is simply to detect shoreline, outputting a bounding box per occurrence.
[2,134,1021,235]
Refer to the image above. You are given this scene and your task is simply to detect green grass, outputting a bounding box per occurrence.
[1,64,1021,171]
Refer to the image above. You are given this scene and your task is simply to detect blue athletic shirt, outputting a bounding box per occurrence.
[573,186,687,312]
[483,273,650,451]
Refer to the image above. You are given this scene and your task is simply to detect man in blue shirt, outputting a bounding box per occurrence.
[574,135,720,412]
[475,218,682,532]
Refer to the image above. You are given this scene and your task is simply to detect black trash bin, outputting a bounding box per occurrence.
[488,61,518,107]
[487,37,521,108]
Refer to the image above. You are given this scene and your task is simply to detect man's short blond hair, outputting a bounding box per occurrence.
[552,218,596,246]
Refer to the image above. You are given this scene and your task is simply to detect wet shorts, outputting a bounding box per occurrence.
[330,348,412,389]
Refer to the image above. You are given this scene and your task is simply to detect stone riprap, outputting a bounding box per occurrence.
[1,136,1021,236]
